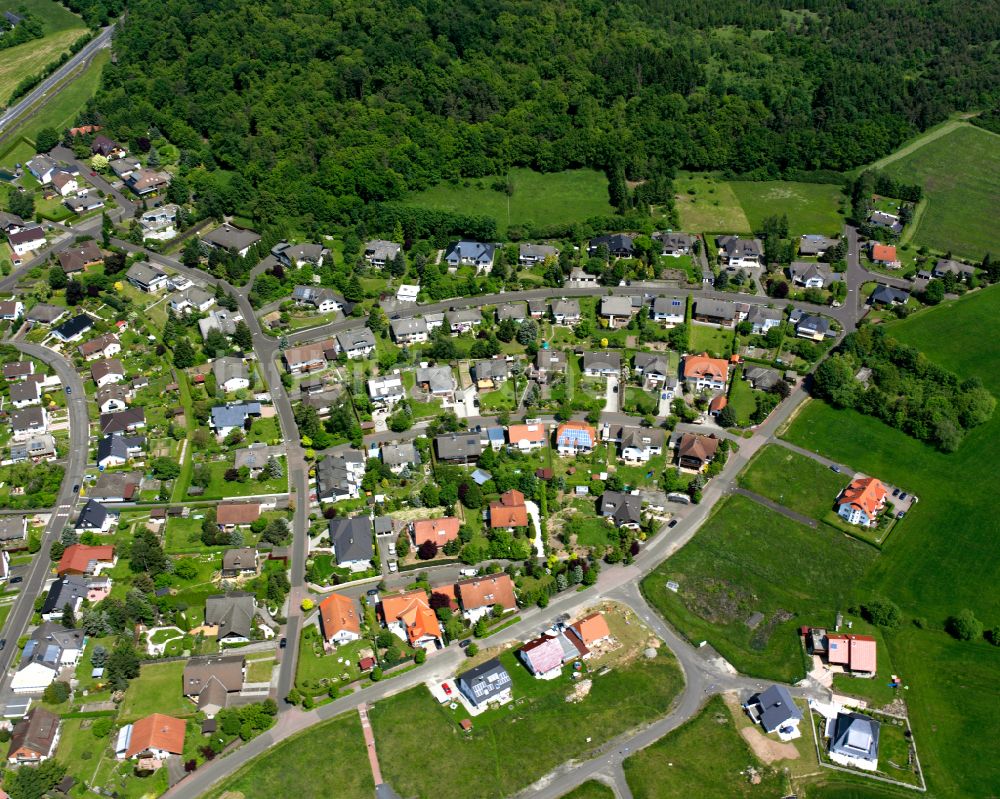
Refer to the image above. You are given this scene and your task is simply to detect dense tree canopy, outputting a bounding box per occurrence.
[88,0,999,229]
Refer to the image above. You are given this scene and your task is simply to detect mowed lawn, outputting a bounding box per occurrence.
[881,124,1000,260]
[729,180,846,237]
[641,494,876,682]
[674,171,751,233]
[209,712,374,799]
[370,649,684,799]
[781,286,1000,799]
[737,444,847,520]
[0,0,87,103]
[624,695,784,798]
[118,661,191,722]
[689,323,733,357]
[404,167,613,236]
[559,781,615,799]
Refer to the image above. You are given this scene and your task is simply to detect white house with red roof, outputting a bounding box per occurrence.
[836,477,887,527]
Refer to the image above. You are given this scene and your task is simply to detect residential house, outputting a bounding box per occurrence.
[456,574,517,623]
[653,231,695,256]
[683,354,729,392]
[532,298,553,317]
[582,351,620,377]
[632,352,672,388]
[318,593,362,645]
[484,426,505,451]
[600,490,642,528]
[389,316,428,344]
[396,284,420,303]
[446,309,482,334]
[363,239,401,267]
[209,402,261,440]
[169,286,215,315]
[367,374,405,407]
[232,445,279,477]
[283,340,330,374]
[507,423,546,452]
[205,593,257,643]
[744,684,802,741]
[518,243,559,265]
[10,624,84,695]
[126,261,169,293]
[10,434,57,464]
[10,407,47,441]
[457,658,513,710]
[2,360,33,380]
[96,434,144,469]
[837,477,887,527]
[91,135,125,159]
[272,241,327,268]
[335,328,376,360]
[869,243,899,268]
[52,313,92,342]
[315,450,365,501]
[473,357,508,390]
[717,236,763,268]
[869,285,910,306]
[828,712,880,771]
[551,299,580,325]
[40,575,92,621]
[26,155,59,184]
[518,635,565,678]
[651,296,685,326]
[0,210,25,234]
[600,295,635,328]
[96,384,127,413]
[90,471,142,502]
[9,381,40,409]
[329,516,374,571]
[292,285,341,313]
[411,517,460,549]
[532,349,566,383]
[58,241,103,274]
[139,204,179,240]
[198,309,244,341]
[64,194,105,214]
[182,655,246,717]
[78,333,121,361]
[7,708,60,763]
[8,226,46,258]
[444,241,496,272]
[435,432,482,463]
[203,224,261,257]
[868,210,902,234]
[588,233,634,259]
[693,298,737,326]
[0,515,27,546]
[676,432,720,471]
[50,171,78,197]
[213,358,250,393]
[933,259,975,281]
[489,489,528,530]
[221,548,259,578]
[379,590,442,649]
[74,499,115,533]
[570,612,612,654]
[826,633,878,676]
[125,168,172,196]
[788,261,836,289]
[744,366,781,391]
[795,314,830,341]
[119,714,186,760]
[216,503,261,531]
[603,424,665,463]
[555,421,597,455]
[496,301,526,323]
[381,442,419,474]
[568,268,598,287]
[746,305,783,335]
[109,156,140,180]
[99,407,146,436]
[57,544,116,577]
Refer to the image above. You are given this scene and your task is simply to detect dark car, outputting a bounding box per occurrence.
[828,465,841,473]
[459,639,472,649]
[0,639,5,651]
[10,576,22,584]
[279,637,287,649]
[72,484,79,492]
[668,519,678,528]
[64,386,71,394]
[891,488,900,497]
[899,492,908,500]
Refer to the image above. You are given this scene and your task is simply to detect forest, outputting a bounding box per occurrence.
[85,0,1000,230]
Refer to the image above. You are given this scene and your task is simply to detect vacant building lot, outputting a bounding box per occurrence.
[729,180,846,238]
[737,444,848,520]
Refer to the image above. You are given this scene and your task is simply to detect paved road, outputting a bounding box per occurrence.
[0,25,114,136]
[775,438,855,475]
[732,487,818,528]
[51,144,138,217]
[0,341,89,677]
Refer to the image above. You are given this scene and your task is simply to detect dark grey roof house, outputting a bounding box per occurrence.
[205,593,257,641]
[599,491,642,527]
[328,516,374,568]
[435,432,482,462]
[456,658,513,710]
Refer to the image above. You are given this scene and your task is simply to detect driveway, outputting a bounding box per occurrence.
[524,500,544,558]
[604,376,619,412]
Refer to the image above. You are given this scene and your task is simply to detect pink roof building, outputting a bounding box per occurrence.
[518,635,564,677]
[826,634,877,675]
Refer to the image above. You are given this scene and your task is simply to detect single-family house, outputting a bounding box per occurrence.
[693,298,737,326]
[74,499,115,533]
[125,168,172,196]
[600,295,635,328]
[50,171,78,197]
[588,234,634,259]
[746,305,783,334]
[315,450,365,501]
[456,574,517,623]
[119,714,186,760]
[676,432,720,471]
[828,712,880,771]
[473,357,508,390]
[797,235,838,257]
[836,477,887,527]
[795,314,830,340]
[10,624,84,695]
[109,156,140,180]
[744,365,781,391]
[869,285,910,307]
[205,593,257,643]
[220,547,258,579]
[600,490,642,528]
[868,210,902,234]
[506,423,546,452]
[445,241,496,272]
[182,654,246,717]
[272,241,327,268]
[10,434,58,464]
[367,374,405,407]
[10,407,48,441]
[203,224,261,257]
[604,424,665,463]
[653,231,695,256]
[2,360,33,380]
[569,612,612,653]
[58,241,103,274]
[209,402,261,440]
[99,407,146,436]
[389,316,428,344]
[869,243,899,268]
[169,286,215,315]
[446,308,482,334]
[282,340,329,374]
[125,261,169,293]
[532,349,566,383]
[26,155,59,184]
[435,432,482,463]
[328,516,374,571]
[78,333,121,361]
[582,351,620,377]
[40,575,91,621]
[683,354,729,392]
[457,658,513,710]
[518,243,559,265]
[139,204,179,240]
[363,239,401,267]
[198,309,243,341]
[632,352,672,388]
[96,384,127,413]
[496,301,526,323]
[57,544,116,577]
[518,635,565,678]
[411,517,460,549]
[826,633,877,676]
[89,471,142,502]
[551,299,580,325]
[8,226,46,258]
[0,210,25,234]
[96,434,144,469]
[556,421,597,455]
[396,284,420,303]
[717,236,763,268]
[91,135,125,159]
[381,442,420,473]
[933,259,975,281]
[212,357,250,393]
[379,590,442,649]
[52,314,92,342]
[788,261,836,289]
[216,503,261,531]
[744,684,802,741]
[318,593,362,645]
[0,515,27,546]
[489,489,528,529]
[292,285,341,313]
[8,380,40,409]
[7,708,60,763]
[568,268,598,287]
[64,194,105,214]
[651,296,685,326]
[335,329,376,360]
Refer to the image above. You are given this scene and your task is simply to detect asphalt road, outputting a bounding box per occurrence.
[0,341,89,677]
[0,25,115,136]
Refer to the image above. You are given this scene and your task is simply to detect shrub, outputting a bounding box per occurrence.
[862,597,902,629]
[946,609,983,641]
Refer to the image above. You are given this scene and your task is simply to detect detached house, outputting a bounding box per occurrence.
[57,544,116,577]
[568,268,598,287]
[213,357,250,393]
[869,243,899,268]
[603,424,665,463]
[798,234,838,257]
[744,684,803,741]
[79,333,121,361]
[10,624,84,695]
[7,708,60,764]
[216,503,261,530]
[746,305,783,335]
[551,299,580,325]
[582,351,620,377]
[653,231,695,256]
[836,477,887,527]
[205,593,257,644]
[126,168,172,196]
[518,635,565,678]
[788,262,836,289]
[221,547,259,578]
[868,210,902,234]
[507,423,546,452]
[633,352,672,389]
[272,242,327,268]
[600,491,642,529]
[10,407,48,441]
[363,239,401,267]
[676,432,720,471]
[74,499,115,533]
[381,442,419,473]
[283,341,329,374]
[183,654,246,717]
[8,226,46,258]
[489,489,529,530]
[91,135,125,159]
[209,402,261,440]
[600,295,635,328]
[445,241,496,272]
[52,313,92,342]
[826,633,878,677]
[532,349,566,383]
[828,712,880,771]
[457,658,513,710]
[446,309,482,334]
[556,421,597,456]
[588,233,634,259]
[316,450,365,501]
[379,590,442,650]
[203,224,261,257]
[496,301,526,323]
[693,298,736,327]
[50,171,78,197]
[870,285,909,307]
[683,354,729,392]
[456,574,517,622]
[518,243,559,265]
[318,592,361,645]
[473,357,508,390]
[717,236,763,268]
[411,517,460,548]
[96,384,128,413]
[651,296,685,326]
[96,434,144,469]
[58,241,103,274]
[119,714,186,761]
[292,285,341,313]
[367,374,405,407]
[9,381,40,409]
[328,516,374,572]
[389,316,428,344]
[435,432,482,463]
[99,407,146,436]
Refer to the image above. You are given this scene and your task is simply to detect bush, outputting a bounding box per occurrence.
[861,597,902,629]
[946,609,983,641]
[43,680,70,705]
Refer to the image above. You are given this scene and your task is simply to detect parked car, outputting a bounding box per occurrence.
[829,465,841,473]
[388,561,398,572]
[279,637,287,649]
[892,488,900,497]
[897,511,906,519]
[459,639,472,648]
[64,386,71,394]
[899,492,908,500]
[442,682,452,696]
[366,589,380,606]
[0,639,6,651]
[668,519,678,528]
[388,542,396,556]
[10,576,21,584]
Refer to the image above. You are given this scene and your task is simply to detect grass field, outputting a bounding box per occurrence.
[689,323,733,357]
[674,172,751,233]
[727,373,756,426]
[880,124,999,261]
[642,494,876,682]
[404,168,613,237]
[118,661,191,721]
[371,649,683,799]
[210,712,374,799]
[729,180,846,237]
[624,695,784,798]
[0,9,86,104]
[781,286,1000,798]
[737,444,847,520]
[559,781,615,799]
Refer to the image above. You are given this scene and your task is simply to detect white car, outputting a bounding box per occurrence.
[388,561,398,572]
[388,542,396,556]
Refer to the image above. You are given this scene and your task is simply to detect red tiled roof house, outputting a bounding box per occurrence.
[836,477,887,527]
